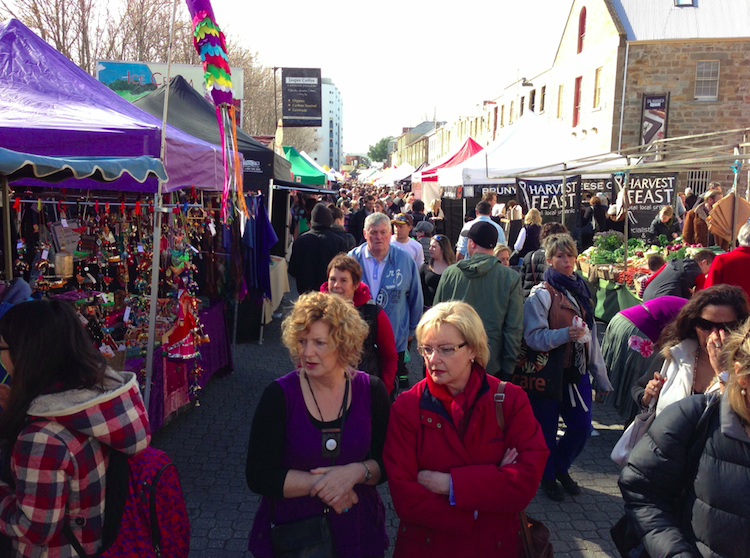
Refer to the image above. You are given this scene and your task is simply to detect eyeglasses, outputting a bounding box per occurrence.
[417,342,468,358]
[694,318,739,332]
[433,235,443,240]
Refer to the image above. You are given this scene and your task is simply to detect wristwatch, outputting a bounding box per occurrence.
[361,461,372,482]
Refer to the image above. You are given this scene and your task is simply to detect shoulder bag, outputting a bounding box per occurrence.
[610,401,656,468]
[494,383,554,558]
[270,379,350,558]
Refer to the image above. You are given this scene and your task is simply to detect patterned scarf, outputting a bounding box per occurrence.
[544,266,594,329]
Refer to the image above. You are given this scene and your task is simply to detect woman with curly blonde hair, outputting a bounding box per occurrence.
[246,292,390,558]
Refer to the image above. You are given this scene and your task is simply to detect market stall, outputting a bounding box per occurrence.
[0,19,242,428]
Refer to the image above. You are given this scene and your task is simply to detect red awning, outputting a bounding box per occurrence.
[419,138,484,182]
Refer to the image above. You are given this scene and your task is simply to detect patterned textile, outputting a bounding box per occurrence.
[0,370,151,558]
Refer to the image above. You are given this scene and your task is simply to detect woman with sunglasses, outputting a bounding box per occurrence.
[384,301,548,557]
[633,285,750,416]
[420,234,456,308]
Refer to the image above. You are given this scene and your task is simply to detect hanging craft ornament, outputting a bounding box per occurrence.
[185,0,248,221]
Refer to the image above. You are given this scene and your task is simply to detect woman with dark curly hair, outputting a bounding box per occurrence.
[246,291,390,558]
[632,285,750,416]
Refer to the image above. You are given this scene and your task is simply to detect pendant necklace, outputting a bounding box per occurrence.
[305,372,348,452]
[305,372,347,422]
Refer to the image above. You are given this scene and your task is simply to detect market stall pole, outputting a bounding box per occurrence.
[2,176,11,278]
[731,146,741,250]
[144,0,179,409]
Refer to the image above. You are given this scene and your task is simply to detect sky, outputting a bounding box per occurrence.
[210,0,573,154]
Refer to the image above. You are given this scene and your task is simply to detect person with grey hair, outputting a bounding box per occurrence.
[349,212,423,390]
[705,220,750,297]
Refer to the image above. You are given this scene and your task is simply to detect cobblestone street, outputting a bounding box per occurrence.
[152,297,626,558]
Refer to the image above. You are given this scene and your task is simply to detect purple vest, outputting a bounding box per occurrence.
[248,370,388,558]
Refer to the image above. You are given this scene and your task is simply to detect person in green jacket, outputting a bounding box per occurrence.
[434,221,523,378]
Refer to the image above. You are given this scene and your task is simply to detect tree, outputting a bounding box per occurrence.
[368,137,393,163]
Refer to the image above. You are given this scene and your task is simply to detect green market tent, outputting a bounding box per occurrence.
[283,146,327,186]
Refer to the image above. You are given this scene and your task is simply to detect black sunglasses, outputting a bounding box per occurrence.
[694,318,739,332]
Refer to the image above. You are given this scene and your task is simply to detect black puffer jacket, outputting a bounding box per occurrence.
[619,394,750,558]
[520,248,548,299]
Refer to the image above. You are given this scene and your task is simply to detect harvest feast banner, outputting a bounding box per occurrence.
[516,176,581,233]
[613,173,676,240]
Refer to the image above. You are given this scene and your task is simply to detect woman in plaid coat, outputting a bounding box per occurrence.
[0,299,151,558]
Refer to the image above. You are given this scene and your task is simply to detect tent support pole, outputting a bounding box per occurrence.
[561,164,567,229]
[143,197,164,409]
[622,169,631,273]
[731,146,740,250]
[145,0,179,409]
[2,176,12,280]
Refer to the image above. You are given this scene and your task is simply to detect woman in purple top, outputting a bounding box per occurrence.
[601,296,687,422]
[246,291,390,558]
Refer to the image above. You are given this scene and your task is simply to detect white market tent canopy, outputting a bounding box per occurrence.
[375,163,416,187]
[438,112,626,186]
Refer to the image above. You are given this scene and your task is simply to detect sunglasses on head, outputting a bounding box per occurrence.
[694,318,739,332]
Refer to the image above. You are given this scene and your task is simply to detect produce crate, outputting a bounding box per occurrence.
[578,260,591,275]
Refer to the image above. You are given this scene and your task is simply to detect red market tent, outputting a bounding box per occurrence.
[415,137,484,182]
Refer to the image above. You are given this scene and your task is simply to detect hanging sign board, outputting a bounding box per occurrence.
[640,93,670,146]
[281,68,322,127]
[516,176,581,232]
[478,184,516,204]
[580,178,614,203]
[613,173,676,239]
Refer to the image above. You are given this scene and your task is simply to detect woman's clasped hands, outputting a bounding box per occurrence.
[309,464,362,514]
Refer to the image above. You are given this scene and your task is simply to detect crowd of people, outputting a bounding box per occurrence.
[256,180,750,557]
[1,177,748,557]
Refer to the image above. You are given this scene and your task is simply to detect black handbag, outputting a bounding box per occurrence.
[269,379,350,558]
[271,509,336,558]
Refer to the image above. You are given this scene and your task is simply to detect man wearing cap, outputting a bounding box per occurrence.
[390,213,424,266]
[455,201,506,260]
[434,221,523,379]
[350,212,423,390]
[413,220,434,263]
[289,203,349,294]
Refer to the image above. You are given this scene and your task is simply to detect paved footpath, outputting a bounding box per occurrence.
[153,301,626,558]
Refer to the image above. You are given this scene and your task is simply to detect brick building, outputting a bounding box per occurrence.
[436,0,750,192]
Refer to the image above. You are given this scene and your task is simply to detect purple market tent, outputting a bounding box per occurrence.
[0,18,234,410]
[0,18,225,194]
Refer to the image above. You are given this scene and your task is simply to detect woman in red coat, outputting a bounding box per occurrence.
[384,301,549,557]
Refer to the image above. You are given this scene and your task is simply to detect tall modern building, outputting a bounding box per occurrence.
[309,78,343,170]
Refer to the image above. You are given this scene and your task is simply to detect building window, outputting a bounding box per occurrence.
[510,101,515,123]
[577,7,586,53]
[500,105,505,126]
[520,96,525,116]
[573,76,582,127]
[674,0,695,5]
[556,85,564,119]
[695,60,720,100]
[593,67,602,108]
[529,90,536,112]
[540,86,546,112]
[687,170,711,195]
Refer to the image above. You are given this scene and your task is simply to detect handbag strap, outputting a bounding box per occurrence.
[493,382,537,558]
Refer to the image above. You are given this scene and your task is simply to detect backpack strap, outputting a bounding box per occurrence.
[494,381,507,433]
[62,449,129,558]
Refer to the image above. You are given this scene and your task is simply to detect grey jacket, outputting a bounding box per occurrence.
[523,282,613,392]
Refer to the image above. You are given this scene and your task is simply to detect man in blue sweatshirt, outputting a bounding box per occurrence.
[349,212,423,389]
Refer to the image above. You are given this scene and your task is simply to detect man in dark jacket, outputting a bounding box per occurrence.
[434,221,523,378]
[288,204,348,294]
[348,195,375,244]
[328,204,356,250]
[520,222,569,298]
[642,252,714,302]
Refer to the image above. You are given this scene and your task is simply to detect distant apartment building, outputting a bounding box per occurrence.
[309,78,344,169]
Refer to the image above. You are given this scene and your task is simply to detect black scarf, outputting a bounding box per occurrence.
[544,267,594,329]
